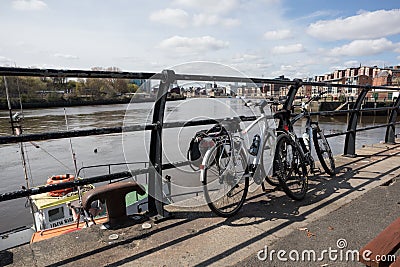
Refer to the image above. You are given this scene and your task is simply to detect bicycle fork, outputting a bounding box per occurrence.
[298,127,317,174]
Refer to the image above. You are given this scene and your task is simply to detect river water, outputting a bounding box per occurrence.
[0,98,396,233]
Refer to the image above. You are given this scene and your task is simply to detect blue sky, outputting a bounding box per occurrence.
[0,0,399,78]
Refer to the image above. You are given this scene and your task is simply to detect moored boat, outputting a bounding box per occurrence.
[29,174,103,243]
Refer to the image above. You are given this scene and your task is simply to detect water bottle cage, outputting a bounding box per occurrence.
[249,134,261,156]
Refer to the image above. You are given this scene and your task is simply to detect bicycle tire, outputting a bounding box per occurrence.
[201,141,249,217]
[264,147,280,187]
[274,134,308,200]
[252,133,279,186]
[313,128,336,176]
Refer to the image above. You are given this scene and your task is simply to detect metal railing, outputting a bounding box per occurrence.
[0,67,399,219]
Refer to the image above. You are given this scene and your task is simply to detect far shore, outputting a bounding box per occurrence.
[0,95,188,110]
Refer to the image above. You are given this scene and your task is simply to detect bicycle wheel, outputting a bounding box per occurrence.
[201,141,249,217]
[313,128,336,176]
[274,134,308,200]
[262,134,279,186]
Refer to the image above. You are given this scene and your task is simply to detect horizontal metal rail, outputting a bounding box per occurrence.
[323,131,350,138]
[0,160,192,202]
[0,124,154,144]
[0,67,158,79]
[0,116,259,145]
[0,66,398,91]
[323,121,400,138]
[0,171,135,202]
[310,106,397,116]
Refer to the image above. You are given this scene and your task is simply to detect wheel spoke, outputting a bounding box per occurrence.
[202,142,249,217]
[275,134,308,200]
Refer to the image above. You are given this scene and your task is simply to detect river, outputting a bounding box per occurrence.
[0,98,396,233]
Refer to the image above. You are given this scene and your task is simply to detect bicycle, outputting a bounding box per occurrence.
[199,99,276,217]
[273,89,336,200]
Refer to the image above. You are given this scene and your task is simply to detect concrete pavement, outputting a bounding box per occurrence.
[2,141,400,266]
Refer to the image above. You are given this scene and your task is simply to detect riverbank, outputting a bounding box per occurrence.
[317,100,395,116]
[1,95,393,116]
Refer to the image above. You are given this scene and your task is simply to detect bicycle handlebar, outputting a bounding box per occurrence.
[240,97,285,114]
[298,91,327,107]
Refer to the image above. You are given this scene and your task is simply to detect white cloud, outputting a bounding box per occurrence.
[172,0,239,14]
[12,0,47,10]
[158,36,229,54]
[220,18,240,27]
[271,44,304,54]
[280,64,295,71]
[193,13,240,27]
[307,9,400,41]
[232,53,262,63]
[299,10,341,21]
[344,60,360,68]
[263,29,291,40]
[193,14,218,26]
[54,53,79,60]
[0,56,13,65]
[330,38,399,56]
[272,64,310,78]
[149,8,190,28]
[271,67,292,77]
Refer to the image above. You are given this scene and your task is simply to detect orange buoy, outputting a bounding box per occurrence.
[46,174,75,197]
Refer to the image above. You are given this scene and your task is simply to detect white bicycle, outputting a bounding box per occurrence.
[199,99,276,217]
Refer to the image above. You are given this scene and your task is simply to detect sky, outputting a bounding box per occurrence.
[0,0,400,79]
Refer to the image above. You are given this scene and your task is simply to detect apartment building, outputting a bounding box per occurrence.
[312,65,400,100]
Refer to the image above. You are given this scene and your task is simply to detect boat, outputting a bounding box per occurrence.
[29,175,98,242]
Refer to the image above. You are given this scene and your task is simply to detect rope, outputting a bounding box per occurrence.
[29,141,73,171]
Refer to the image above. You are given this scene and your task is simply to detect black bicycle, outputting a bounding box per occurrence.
[273,87,336,200]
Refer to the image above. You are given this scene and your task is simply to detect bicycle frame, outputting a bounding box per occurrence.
[199,103,276,184]
[240,112,275,170]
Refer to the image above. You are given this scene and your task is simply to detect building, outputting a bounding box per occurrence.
[312,65,400,100]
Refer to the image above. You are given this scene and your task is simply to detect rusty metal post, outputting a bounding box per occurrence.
[344,87,370,156]
[385,95,400,144]
[148,70,175,220]
[81,181,146,229]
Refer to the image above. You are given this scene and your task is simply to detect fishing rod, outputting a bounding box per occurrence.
[3,76,37,231]
[63,108,92,227]
[4,76,15,135]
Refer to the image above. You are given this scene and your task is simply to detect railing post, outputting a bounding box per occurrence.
[344,87,370,156]
[148,69,175,220]
[385,94,400,144]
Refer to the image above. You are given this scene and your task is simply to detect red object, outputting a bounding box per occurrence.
[46,174,75,197]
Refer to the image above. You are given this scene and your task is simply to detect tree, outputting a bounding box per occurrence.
[1,77,46,102]
[74,79,85,96]
[87,67,129,97]
[85,77,104,99]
